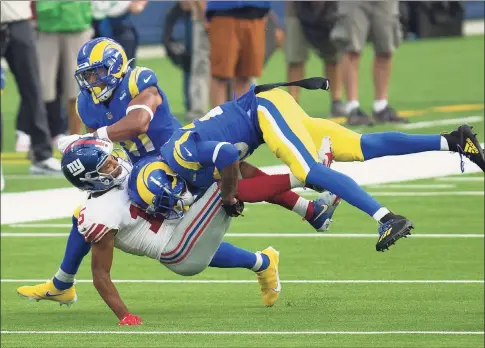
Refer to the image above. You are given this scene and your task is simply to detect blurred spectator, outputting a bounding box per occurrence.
[1,65,5,191]
[35,1,93,136]
[331,1,408,126]
[92,1,148,60]
[184,1,210,121]
[0,1,61,174]
[285,1,346,118]
[205,1,270,107]
[30,2,68,149]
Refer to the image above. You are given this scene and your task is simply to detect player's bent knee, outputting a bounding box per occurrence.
[164,261,209,277]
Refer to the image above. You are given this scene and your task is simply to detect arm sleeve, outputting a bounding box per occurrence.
[196,141,240,170]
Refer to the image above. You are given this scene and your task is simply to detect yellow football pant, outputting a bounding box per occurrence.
[256,88,364,182]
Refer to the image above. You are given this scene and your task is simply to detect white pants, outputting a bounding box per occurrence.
[159,183,231,276]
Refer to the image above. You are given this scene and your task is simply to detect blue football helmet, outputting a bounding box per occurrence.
[74,37,129,102]
[128,156,189,220]
[61,137,131,192]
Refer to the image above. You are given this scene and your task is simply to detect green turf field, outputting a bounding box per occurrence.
[1,36,484,347]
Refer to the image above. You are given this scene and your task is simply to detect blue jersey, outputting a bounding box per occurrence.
[160,86,263,189]
[76,66,182,163]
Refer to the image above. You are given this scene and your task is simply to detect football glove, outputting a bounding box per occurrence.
[223,199,244,217]
[119,313,143,326]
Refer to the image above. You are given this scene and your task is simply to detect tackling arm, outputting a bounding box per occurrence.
[91,231,130,320]
[194,141,241,206]
[94,86,162,141]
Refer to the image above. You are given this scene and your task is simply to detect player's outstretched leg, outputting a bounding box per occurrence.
[361,125,485,171]
[209,242,281,307]
[16,215,90,305]
[239,163,339,232]
[305,163,413,251]
[256,89,413,250]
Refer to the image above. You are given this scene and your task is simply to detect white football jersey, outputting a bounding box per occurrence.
[77,180,178,260]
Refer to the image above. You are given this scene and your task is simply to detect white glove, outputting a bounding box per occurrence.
[57,133,93,153]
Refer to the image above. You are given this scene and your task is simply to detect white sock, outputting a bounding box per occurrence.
[54,268,76,284]
[289,173,303,189]
[373,207,391,223]
[373,99,388,113]
[251,252,263,272]
[440,136,449,151]
[346,100,360,114]
[292,197,310,218]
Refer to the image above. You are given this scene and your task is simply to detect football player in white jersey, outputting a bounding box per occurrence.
[54,136,333,325]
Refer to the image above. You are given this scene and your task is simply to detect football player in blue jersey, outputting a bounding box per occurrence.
[159,77,485,252]
[17,40,339,306]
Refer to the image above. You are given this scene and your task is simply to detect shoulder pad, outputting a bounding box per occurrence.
[127,67,158,99]
[174,131,200,162]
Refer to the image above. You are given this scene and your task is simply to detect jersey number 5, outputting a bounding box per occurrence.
[129,204,163,233]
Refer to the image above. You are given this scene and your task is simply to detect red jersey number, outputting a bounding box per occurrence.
[129,204,163,233]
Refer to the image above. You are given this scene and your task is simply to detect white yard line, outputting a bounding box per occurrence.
[1,233,483,238]
[399,116,484,130]
[1,279,483,284]
[437,177,484,182]
[1,330,483,335]
[366,184,455,189]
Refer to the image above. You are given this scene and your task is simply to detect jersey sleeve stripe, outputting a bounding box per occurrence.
[212,142,231,163]
[85,224,107,243]
[92,226,111,244]
[128,68,140,98]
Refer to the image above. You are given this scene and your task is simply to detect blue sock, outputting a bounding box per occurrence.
[361,133,441,160]
[53,216,91,290]
[209,242,269,272]
[306,164,383,217]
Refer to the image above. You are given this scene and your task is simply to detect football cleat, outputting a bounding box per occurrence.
[17,280,77,306]
[307,192,341,232]
[376,215,414,252]
[256,246,281,307]
[444,124,485,172]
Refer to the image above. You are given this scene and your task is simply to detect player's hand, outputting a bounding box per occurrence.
[57,133,93,153]
[222,199,244,217]
[119,313,143,326]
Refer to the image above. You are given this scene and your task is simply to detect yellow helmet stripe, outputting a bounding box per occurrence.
[89,40,112,65]
[136,161,178,206]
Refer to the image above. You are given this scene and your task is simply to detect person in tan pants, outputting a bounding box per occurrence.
[205,1,270,107]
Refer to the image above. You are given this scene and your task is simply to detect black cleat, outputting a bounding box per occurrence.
[373,106,409,124]
[444,124,485,172]
[376,215,414,252]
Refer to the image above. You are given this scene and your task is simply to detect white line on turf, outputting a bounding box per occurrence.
[1,233,483,238]
[399,115,484,130]
[366,184,456,189]
[437,177,484,182]
[1,330,483,335]
[2,279,483,284]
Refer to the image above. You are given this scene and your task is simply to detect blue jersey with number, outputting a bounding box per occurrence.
[76,66,182,163]
[160,86,263,189]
